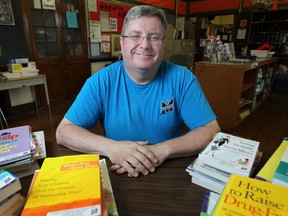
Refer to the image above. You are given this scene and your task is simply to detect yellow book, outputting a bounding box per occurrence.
[21,154,102,216]
[256,139,288,182]
[212,175,288,216]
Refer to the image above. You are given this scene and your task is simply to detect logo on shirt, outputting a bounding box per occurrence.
[161,98,174,114]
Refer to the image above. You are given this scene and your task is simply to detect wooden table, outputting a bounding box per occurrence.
[20,141,275,216]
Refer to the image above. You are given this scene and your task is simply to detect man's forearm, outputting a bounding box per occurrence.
[153,120,220,162]
[56,120,113,156]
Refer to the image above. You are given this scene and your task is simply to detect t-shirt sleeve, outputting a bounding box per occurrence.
[178,70,217,130]
[64,75,103,129]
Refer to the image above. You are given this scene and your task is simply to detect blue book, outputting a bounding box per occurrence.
[200,191,220,216]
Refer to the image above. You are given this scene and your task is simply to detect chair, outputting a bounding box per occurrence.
[0,107,9,129]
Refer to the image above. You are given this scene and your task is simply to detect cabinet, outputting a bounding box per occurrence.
[195,57,277,130]
[173,40,195,66]
[164,38,195,67]
[20,0,89,103]
[163,25,195,67]
[248,9,288,55]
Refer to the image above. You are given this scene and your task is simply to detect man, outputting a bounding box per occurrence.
[56,5,220,177]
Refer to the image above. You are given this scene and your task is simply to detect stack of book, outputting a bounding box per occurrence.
[186,132,261,193]
[0,126,46,178]
[0,170,26,216]
[200,138,288,216]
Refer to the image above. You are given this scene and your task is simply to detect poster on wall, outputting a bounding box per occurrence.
[0,0,15,25]
[88,0,97,12]
[101,42,111,53]
[110,18,118,32]
[42,0,56,10]
[90,20,101,42]
[111,34,121,57]
[100,11,110,32]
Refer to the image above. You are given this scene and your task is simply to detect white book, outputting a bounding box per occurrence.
[187,159,230,183]
[198,132,259,177]
[187,167,225,193]
[192,175,224,194]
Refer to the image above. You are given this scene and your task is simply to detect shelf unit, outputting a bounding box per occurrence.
[195,57,277,131]
[248,9,288,55]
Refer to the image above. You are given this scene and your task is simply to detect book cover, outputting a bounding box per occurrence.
[31,131,46,160]
[200,191,220,216]
[0,125,32,165]
[272,147,288,187]
[256,139,288,182]
[0,170,22,203]
[198,132,259,177]
[212,175,288,216]
[22,154,102,216]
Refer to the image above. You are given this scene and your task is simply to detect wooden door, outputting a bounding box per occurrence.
[20,0,89,103]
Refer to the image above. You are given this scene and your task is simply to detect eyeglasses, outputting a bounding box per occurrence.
[122,34,165,45]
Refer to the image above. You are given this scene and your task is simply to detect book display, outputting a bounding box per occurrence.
[211,175,288,216]
[22,154,102,216]
[186,132,261,193]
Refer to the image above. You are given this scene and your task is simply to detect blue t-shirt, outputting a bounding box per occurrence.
[65,60,216,144]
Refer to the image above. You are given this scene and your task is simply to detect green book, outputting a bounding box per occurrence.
[272,147,288,187]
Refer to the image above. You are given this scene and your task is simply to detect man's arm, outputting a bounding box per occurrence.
[56,118,158,177]
[150,120,220,165]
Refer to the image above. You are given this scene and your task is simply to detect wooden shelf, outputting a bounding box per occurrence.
[195,57,278,131]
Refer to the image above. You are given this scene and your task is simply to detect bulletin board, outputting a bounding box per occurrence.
[88,1,131,58]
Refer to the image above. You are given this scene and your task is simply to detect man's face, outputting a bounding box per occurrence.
[120,16,165,72]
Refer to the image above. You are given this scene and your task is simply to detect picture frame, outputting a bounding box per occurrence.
[111,33,121,57]
[0,0,15,25]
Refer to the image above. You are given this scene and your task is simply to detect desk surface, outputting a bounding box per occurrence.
[0,74,46,82]
[20,142,274,216]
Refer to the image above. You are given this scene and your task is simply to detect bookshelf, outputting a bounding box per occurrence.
[195,57,277,130]
[248,9,288,55]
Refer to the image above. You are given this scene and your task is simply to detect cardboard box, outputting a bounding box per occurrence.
[250,50,269,58]
[7,64,22,73]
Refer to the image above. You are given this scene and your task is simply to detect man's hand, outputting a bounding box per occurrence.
[108,141,159,177]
